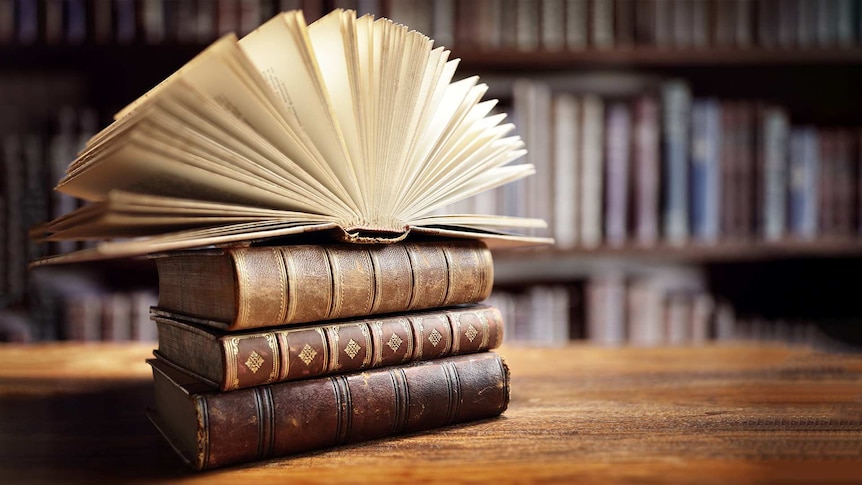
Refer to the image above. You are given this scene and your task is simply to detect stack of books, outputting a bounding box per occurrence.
[147,239,510,469]
[30,10,550,469]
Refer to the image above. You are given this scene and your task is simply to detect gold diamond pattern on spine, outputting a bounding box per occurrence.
[344,338,361,359]
[428,328,442,347]
[387,333,403,352]
[465,324,478,342]
[245,350,264,373]
[299,343,317,366]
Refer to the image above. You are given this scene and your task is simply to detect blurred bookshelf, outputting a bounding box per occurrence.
[2,0,862,351]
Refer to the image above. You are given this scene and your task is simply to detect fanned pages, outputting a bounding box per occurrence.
[32,9,551,265]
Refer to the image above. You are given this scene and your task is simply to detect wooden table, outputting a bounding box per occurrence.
[0,343,860,484]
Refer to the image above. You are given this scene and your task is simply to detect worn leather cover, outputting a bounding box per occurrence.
[148,352,510,470]
[154,304,505,391]
[155,240,494,330]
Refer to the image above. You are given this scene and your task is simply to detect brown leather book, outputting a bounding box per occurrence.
[153,240,494,331]
[147,351,510,470]
[152,304,505,391]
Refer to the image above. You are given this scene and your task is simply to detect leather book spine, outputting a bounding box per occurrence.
[214,305,504,390]
[231,240,493,330]
[155,352,510,470]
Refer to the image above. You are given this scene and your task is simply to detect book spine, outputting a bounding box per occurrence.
[552,94,580,250]
[604,101,631,247]
[163,305,505,391]
[565,0,587,49]
[690,99,721,243]
[580,95,604,247]
[183,352,509,470]
[158,241,494,330]
[662,81,691,245]
[634,95,659,245]
[762,107,789,241]
[591,0,615,48]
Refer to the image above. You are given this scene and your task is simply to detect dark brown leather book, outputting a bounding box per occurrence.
[152,304,505,391]
[153,240,494,331]
[147,351,510,470]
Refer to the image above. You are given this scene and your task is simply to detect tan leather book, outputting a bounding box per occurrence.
[147,351,509,470]
[152,240,494,330]
[152,304,505,391]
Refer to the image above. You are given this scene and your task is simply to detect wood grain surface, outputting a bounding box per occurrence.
[0,343,859,484]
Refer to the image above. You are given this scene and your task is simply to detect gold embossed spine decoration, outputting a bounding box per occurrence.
[326,247,375,320]
[232,247,287,330]
[369,245,413,315]
[281,246,332,325]
[224,337,241,391]
[406,244,448,310]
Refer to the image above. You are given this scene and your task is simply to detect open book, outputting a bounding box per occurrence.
[32,9,551,265]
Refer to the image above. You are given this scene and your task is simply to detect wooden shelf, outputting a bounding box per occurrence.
[0,343,859,483]
[493,239,862,283]
[451,46,862,70]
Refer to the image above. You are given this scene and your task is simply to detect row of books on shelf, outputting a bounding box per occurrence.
[447,0,862,52]
[3,1,862,51]
[451,79,862,249]
[1,106,97,301]
[0,0,335,46]
[0,270,157,342]
[490,276,854,350]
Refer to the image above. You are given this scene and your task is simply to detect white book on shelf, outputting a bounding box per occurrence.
[514,80,553,237]
[604,101,632,247]
[691,293,714,344]
[552,94,580,250]
[634,96,660,246]
[587,273,626,346]
[627,279,664,347]
[580,95,604,247]
[665,293,691,345]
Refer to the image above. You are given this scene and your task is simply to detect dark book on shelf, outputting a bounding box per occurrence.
[152,303,505,391]
[152,240,494,330]
[147,351,510,470]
